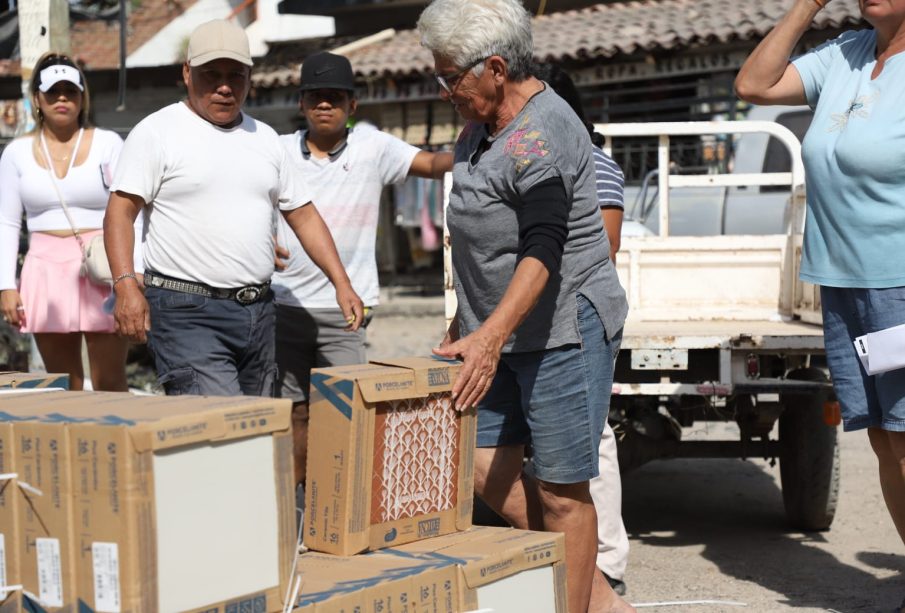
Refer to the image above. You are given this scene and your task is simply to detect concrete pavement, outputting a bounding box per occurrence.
[367,297,905,612]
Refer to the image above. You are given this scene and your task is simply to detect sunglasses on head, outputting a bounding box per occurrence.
[39,54,75,70]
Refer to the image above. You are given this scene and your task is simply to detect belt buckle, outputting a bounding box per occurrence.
[235,286,261,305]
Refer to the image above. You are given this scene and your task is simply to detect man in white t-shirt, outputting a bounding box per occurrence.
[273,51,451,486]
[103,21,363,397]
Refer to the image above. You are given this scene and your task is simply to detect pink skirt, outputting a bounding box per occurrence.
[19,230,115,334]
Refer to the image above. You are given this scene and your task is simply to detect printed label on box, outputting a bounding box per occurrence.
[36,537,63,607]
[92,542,121,613]
[426,368,450,387]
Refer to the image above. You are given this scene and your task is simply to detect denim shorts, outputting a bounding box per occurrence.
[821,285,905,432]
[476,294,622,484]
[146,287,277,397]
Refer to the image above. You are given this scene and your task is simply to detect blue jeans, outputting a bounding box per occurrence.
[146,287,277,397]
[821,285,905,432]
[476,294,622,484]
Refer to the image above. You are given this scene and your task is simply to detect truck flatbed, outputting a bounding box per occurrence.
[622,319,824,351]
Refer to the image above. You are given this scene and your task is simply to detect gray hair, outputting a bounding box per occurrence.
[417,0,534,82]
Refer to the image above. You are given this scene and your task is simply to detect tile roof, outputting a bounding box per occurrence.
[251,34,361,88]
[306,0,863,80]
[70,0,200,70]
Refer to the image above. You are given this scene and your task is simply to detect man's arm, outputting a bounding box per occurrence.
[281,203,364,330]
[407,150,454,179]
[601,208,623,264]
[104,191,150,343]
[594,149,625,264]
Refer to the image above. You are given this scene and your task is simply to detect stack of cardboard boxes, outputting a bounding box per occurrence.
[292,357,569,613]
[0,386,296,613]
[0,360,569,613]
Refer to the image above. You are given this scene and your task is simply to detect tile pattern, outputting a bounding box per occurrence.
[371,393,459,523]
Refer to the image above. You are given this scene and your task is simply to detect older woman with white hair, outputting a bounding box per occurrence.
[420,1,633,611]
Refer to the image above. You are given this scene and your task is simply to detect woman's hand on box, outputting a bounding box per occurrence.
[433,324,504,411]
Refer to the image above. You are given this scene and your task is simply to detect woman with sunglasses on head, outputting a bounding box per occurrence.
[0,53,140,390]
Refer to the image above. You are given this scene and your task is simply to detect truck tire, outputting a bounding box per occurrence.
[779,367,840,531]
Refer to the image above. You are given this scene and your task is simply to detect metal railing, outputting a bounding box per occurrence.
[595,121,805,237]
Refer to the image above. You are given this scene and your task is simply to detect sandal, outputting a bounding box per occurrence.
[601,570,626,596]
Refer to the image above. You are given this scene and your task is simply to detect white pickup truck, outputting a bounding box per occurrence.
[444,109,838,531]
[597,109,838,531]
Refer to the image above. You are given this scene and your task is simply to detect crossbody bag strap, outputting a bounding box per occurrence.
[39,128,87,256]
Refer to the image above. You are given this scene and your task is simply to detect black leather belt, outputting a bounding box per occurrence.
[144,271,270,305]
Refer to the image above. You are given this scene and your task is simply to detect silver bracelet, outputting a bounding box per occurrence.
[112,272,137,287]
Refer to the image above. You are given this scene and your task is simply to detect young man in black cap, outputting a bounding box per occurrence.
[272,51,452,487]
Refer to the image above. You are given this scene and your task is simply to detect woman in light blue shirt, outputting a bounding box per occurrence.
[736,1,905,600]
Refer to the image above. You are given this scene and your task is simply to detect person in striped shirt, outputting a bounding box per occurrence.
[533,63,630,600]
[593,147,625,264]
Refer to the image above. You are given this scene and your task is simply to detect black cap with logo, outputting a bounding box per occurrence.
[299,52,356,92]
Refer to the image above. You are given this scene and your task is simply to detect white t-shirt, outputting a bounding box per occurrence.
[0,128,142,290]
[112,102,311,288]
[273,124,419,307]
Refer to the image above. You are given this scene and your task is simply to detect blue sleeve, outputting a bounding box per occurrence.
[792,31,858,108]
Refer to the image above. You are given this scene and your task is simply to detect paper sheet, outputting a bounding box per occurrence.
[853,322,905,375]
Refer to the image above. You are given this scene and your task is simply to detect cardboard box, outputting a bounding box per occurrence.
[392,526,568,613]
[289,549,458,612]
[13,412,76,612]
[290,526,567,612]
[305,357,475,555]
[0,421,21,613]
[0,391,296,613]
[0,373,69,391]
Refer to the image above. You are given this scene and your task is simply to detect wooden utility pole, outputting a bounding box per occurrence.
[117,0,127,109]
[17,0,70,134]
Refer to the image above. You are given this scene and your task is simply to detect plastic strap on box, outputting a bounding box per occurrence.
[0,472,44,497]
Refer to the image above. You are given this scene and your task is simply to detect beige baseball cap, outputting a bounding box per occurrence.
[186,19,253,67]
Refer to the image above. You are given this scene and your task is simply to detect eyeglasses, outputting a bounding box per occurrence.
[434,56,490,95]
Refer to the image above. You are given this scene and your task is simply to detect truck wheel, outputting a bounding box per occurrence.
[779,367,840,531]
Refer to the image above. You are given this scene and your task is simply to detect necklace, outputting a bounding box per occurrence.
[41,129,78,163]
[40,128,83,179]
